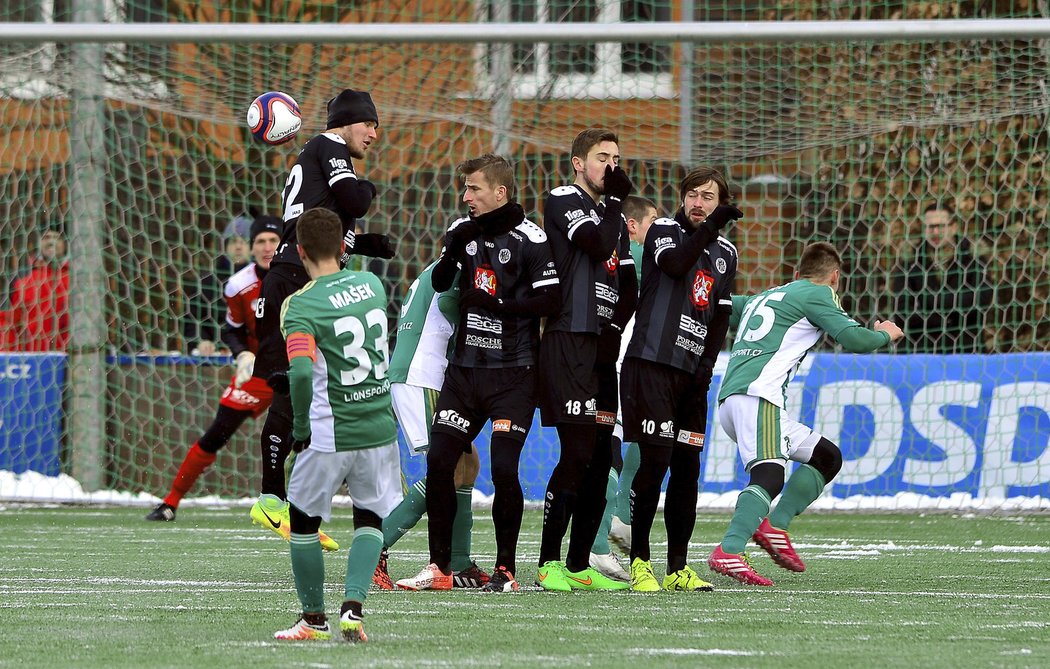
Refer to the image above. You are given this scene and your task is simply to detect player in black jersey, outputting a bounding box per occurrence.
[395,154,560,594]
[535,128,637,592]
[620,166,742,592]
[250,89,396,547]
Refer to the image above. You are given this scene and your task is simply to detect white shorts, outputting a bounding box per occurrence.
[287,442,403,522]
[391,382,439,454]
[718,394,822,470]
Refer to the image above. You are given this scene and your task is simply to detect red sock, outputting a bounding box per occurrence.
[163,443,217,508]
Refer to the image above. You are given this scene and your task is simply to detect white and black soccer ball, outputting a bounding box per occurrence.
[246,91,302,146]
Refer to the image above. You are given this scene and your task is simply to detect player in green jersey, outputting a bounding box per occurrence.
[273,208,401,642]
[370,262,490,590]
[708,241,903,586]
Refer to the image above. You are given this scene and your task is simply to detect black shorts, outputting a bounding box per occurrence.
[537,330,599,427]
[621,357,708,450]
[253,262,310,381]
[431,364,537,445]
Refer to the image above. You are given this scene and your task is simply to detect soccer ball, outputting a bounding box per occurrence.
[246,91,302,145]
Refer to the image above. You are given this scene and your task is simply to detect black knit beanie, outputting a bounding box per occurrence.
[326,89,379,130]
[250,215,284,244]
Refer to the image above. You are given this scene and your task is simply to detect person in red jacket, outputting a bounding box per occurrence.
[1,222,69,352]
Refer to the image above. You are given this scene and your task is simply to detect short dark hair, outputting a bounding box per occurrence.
[297,208,343,262]
[571,128,618,161]
[457,154,516,199]
[680,167,732,205]
[923,201,954,215]
[623,195,657,223]
[797,242,843,279]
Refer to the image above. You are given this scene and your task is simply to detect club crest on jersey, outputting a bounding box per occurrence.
[466,241,478,256]
[604,248,619,276]
[691,270,714,308]
[715,257,727,274]
[475,266,497,296]
[498,248,511,264]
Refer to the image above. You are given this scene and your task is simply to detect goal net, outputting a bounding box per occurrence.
[1,0,1048,510]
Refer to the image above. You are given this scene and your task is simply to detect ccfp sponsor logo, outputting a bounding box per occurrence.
[436,409,471,433]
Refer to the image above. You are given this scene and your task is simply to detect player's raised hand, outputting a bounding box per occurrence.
[702,204,744,232]
[444,221,481,256]
[602,164,633,202]
[874,319,904,342]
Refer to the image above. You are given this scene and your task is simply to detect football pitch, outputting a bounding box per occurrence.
[2,506,1047,669]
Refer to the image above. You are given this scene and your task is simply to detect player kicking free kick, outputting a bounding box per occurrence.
[272,208,402,642]
[708,242,904,586]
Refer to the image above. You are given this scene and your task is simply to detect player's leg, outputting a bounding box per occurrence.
[341,442,401,643]
[586,361,630,582]
[611,439,639,549]
[661,447,713,592]
[536,332,600,579]
[274,449,333,641]
[147,404,251,521]
[450,447,486,584]
[754,432,842,572]
[484,435,525,592]
[707,395,781,586]
[380,385,435,560]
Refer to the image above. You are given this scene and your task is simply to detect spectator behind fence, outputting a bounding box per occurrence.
[183,214,253,355]
[891,202,994,354]
[0,217,70,352]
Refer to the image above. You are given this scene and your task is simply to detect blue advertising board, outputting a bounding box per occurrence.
[0,353,65,475]
[398,352,1050,502]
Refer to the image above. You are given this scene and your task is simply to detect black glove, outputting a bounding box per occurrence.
[603,165,633,202]
[267,371,289,396]
[460,287,502,314]
[354,233,396,259]
[289,432,311,453]
[701,204,744,235]
[694,356,715,393]
[596,323,622,367]
[444,221,481,256]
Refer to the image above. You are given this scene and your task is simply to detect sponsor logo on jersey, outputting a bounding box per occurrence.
[328,157,348,170]
[436,409,471,432]
[466,241,478,256]
[715,257,727,274]
[674,335,705,357]
[585,398,598,416]
[509,230,523,242]
[474,266,497,295]
[465,334,501,349]
[679,314,709,339]
[676,430,705,449]
[344,378,391,403]
[466,313,503,334]
[691,270,714,308]
[485,241,495,248]
[595,283,618,303]
[731,347,763,358]
[492,419,512,432]
[564,208,587,223]
[604,248,620,276]
[654,236,675,251]
[498,248,512,264]
[328,283,377,309]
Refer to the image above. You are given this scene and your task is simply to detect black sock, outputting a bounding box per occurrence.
[629,442,672,564]
[490,436,525,573]
[664,448,700,572]
[425,433,463,572]
[566,427,614,571]
[539,422,597,565]
[259,393,292,498]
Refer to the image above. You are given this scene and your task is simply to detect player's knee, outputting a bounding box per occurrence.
[353,506,382,531]
[426,434,462,478]
[199,406,251,453]
[489,439,523,488]
[808,437,843,483]
[454,447,481,486]
[289,503,322,534]
[749,461,786,499]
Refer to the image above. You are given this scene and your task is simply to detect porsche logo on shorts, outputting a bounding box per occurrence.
[691,270,714,308]
[492,419,512,432]
[475,266,497,295]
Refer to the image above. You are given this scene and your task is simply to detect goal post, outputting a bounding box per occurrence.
[1,3,1048,509]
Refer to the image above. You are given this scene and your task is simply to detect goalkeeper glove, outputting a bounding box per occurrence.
[234,351,255,388]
